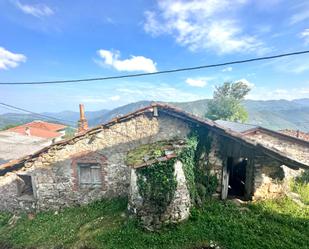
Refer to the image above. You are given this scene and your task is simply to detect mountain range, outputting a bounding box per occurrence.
[1,98,308,132]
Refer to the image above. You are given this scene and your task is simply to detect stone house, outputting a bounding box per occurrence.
[0,104,308,226]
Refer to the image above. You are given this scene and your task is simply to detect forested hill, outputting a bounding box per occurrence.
[171,98,309,131]
[0,99,308,132]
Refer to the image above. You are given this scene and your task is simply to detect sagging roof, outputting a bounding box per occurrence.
[0,103,308,176]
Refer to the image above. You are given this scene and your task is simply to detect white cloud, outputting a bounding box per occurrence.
[222,67,233,72]
[235,78,255,88]
[110,95,120,101]
[144,0,268,54]
[0,47,26,70]
[116,83,204,102]
[247,87,309,100]
[289,2,309,25]
[185,78,208,87]
[300,29,309,45]
[15,1,54,18]
[261,55,309,74]
[97,49,157,73]
[82,95,121,103]
[81,97,107,103]
[272,56,309,74]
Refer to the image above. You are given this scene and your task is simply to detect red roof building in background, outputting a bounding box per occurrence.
[9,121,67,139]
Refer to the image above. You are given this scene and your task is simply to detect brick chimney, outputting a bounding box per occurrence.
[78,104,88,133]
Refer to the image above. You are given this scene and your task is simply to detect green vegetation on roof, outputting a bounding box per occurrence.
[125,140,185,167]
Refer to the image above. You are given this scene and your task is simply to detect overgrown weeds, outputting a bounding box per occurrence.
[0,197,308,249]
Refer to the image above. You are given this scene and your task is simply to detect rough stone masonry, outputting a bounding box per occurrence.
[0,112,190,212]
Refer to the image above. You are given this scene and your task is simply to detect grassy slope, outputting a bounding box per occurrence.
[0,197,308,249]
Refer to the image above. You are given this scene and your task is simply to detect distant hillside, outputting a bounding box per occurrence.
[1,98,308,132]
[91,101,152,125]
[0,109,109,129]
[170,99,309,131]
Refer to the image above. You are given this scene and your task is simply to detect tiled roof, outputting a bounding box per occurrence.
[10,121,66,132]
[8,121,66,139]
[8,126,61,138]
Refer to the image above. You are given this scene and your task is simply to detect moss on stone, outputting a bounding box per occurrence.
[125,140,185,167]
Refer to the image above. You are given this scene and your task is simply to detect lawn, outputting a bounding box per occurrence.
[0,196,308,249]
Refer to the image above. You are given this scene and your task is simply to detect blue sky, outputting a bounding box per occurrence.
[0,0,309,113]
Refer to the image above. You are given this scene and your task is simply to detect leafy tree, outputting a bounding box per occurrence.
[206,81,251,122]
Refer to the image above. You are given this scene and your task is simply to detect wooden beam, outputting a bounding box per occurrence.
[221,158,229,200]
[244,158,254,200]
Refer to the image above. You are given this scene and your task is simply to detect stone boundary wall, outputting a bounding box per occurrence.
[0,113,190,212]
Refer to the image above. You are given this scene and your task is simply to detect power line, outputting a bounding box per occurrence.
[0,102,75,125]
[1,50,309,85]
[0,103,142,137]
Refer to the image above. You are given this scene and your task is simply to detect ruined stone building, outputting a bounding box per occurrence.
[0,104,308,228]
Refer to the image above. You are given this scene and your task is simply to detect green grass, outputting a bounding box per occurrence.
[0,197,308,249]
[291,171,309,205]
[291,181,309,205]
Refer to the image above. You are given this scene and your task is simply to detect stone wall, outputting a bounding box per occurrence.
[194,130,223,198]
[246,131,309,166]
[0,173,36,212]
[0,112,190,212]
[128,160,191,230]
[207,132,224,194]
[253,156,303,200]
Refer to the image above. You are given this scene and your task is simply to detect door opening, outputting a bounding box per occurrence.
[228,157,247,198]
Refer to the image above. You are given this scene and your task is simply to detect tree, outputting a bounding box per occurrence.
[205,81,251,122]
[0,123,21,131]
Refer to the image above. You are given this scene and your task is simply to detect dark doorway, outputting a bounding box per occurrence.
[227,157,247,197]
